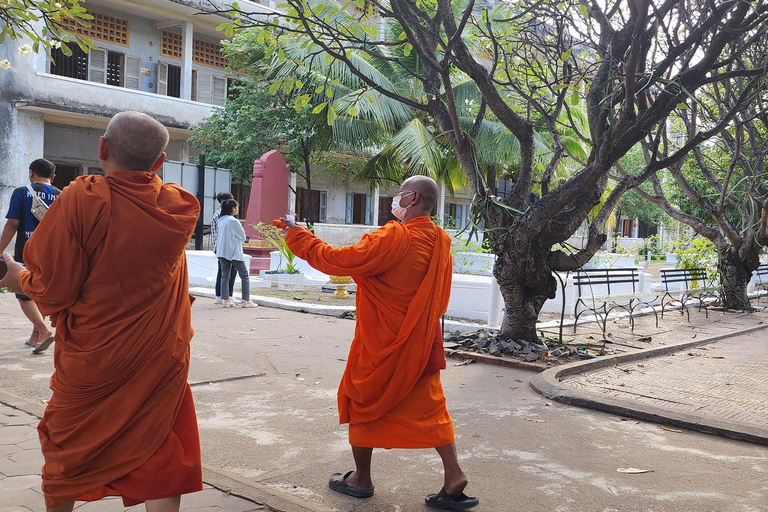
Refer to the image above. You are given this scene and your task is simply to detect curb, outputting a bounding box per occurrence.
[202,465,328,512]
[529,322,768,446]
[447,350,548,372]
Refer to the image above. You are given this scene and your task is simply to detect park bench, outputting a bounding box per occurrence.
[573,267,659,338]
[660,267,720,320]
[751,264,768,304]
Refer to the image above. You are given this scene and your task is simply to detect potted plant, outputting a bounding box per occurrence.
[253,222,304,290]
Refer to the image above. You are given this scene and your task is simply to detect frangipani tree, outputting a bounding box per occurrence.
[217,0,768,340]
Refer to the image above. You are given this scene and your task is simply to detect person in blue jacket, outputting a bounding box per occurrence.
[0,159,61,353]
[215,199,257,308]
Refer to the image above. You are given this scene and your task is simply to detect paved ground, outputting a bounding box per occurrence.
[3,291,768,511]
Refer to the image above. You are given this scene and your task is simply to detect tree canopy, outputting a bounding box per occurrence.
[216,0,768,340]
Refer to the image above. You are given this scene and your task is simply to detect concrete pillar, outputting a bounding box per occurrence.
[436,182,446,226]
[372,185,380,226]
[487,276,504,328]
[180,21,194,101]
[0,104,45,216]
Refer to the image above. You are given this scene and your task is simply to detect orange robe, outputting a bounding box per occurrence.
[18,171,203,508]
[286,216,454,449]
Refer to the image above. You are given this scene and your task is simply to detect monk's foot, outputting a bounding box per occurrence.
[344,470,374,492]
[443,473,468,499]
[328,470,374,498]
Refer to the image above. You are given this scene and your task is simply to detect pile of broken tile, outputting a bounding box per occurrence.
[444,329,581,362]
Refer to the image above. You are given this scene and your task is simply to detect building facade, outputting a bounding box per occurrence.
[0,0,275,214]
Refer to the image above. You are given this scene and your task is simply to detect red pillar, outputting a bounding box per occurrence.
[243,150,290,272]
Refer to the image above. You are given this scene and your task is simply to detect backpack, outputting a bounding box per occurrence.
[26,184,51,221]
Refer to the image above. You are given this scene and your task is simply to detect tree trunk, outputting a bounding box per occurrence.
[718,249,757,311]
[494,241,557,341]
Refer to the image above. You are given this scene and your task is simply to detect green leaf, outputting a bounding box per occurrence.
[216,22,230,32]
[312,103,327,114]
[561,47,572,62]
[571,89,580,105]
[347,107,357,116]
[578,5,589,19]
[676,102,689,109]
[327,105,337,125]
[268,80,282,95]
[403,43,412,57]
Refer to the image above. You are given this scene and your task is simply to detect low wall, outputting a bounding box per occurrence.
[186,251,252,288]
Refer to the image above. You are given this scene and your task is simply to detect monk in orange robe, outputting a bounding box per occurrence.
[0,111,203,512]
[280,176,478,510]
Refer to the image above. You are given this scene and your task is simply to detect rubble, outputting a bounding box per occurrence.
[443,329,594,365]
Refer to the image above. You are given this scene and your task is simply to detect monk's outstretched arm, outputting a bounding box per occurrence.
[286,223,410,277]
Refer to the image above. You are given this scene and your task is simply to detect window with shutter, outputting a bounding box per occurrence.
[345,193,354,224]
[157,62,168,95]
[364,194,372,225]
[319,191,327,223]
[196,72,212,103]
[88,48,107,84]
[212,75,227,106]
[124,56,141,90]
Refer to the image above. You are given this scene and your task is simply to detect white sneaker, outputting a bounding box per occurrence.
[222,299,236,308]
[233,298,243,304]
[241,300,258,308]
[213,297,223,304]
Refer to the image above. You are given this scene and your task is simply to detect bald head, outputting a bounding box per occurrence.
[103,111,169,172]
[402,175,438,214]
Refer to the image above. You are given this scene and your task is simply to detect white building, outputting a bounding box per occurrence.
[0,0,276,214]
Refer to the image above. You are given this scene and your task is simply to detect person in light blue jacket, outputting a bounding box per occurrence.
[215,199,257,308]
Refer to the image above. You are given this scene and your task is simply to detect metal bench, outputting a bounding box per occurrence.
[573,267,659,338]
[752,264,768,304]
[660,267,720,320]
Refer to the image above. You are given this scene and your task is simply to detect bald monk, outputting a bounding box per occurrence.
[0,111,202,512]
[279,176,478,510]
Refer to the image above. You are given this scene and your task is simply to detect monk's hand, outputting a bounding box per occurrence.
[278,216,302,231]
[0,253,25,294]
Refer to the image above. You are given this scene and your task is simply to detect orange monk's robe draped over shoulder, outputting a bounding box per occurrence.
[18,171,203,508]
[286,217,454,449]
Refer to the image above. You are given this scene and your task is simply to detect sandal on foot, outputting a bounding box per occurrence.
[328,471,374,498]
[425,487,479,510]
[32,336,54,354]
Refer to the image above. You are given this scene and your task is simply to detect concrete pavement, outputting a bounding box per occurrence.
[3,291,768,511]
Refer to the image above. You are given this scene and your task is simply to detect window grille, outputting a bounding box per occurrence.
[50,42,88,80]
[161,30,182,60]
[194,38,227,69]
[60,10,130,47]
[166,64,182,98]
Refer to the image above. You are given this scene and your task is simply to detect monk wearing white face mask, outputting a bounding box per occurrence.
[277,176,478,511]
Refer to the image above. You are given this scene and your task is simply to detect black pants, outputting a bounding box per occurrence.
[216,258,237,298]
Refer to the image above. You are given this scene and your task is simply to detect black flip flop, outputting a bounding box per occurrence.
[425,487,479,510]
[328,471,374,498]
[32,336,54,354]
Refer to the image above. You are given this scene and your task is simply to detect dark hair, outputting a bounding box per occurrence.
[29,159,56,179]
[221,199,238,216]
[216,192,234,203]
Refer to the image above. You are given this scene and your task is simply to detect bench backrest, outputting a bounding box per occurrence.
[660,268,709,291]
[574,268,639,297]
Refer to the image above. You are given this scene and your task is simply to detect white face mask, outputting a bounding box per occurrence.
[391,191,414,220]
